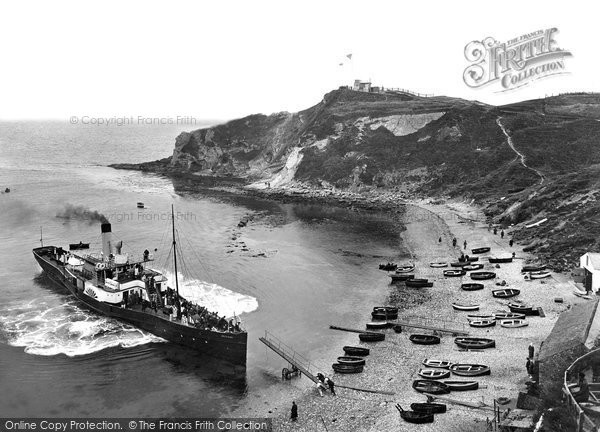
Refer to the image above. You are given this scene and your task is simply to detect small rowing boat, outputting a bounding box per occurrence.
[454,337,495,349]
[492,289,520,298]
[396,265,416,273]
[418,368,450,380]
[371,312,398,320]
[508,303,538,315]
[526,271,551,279]
[521,264,547,273]
[410,402,447,414]
[409,334,441,345]
[396,404,434,424]
[430,262,448,268]
[452,303,479,311]
[366,321,392,330]
[449,363,490,377]
[405,279,434,288]
[389,273,415,282]
[372,306,399,314]
[332,363,363,374]
[471,247,491,254]
[450,262,470,268]
[337,356,366,366]
[467,314,494,321]
[489,257,513,263]
[412,380,450,394]
[494,312,525,320]
[422,359,452,369]
[470,271,496,280]
[343,346,369,356]
[500,319,528,328]
[463,264,484,271]
[379,263,397,271]
[359,333,385,342]
[468,319,496,328]
[444,269,466,277]
[443,380,479,391]
[461,283,484,291]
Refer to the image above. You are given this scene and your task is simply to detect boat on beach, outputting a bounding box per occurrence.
[395,265,416,273]
[452,303,480,311]
[343,346,369,356]
[489,257,513,263]
[409,334,441,345]
[379,263,397,271]
[359,332,385,342]
[470,271,496,280]
[468,319,496,328]
[467,314,494,321]
[494,312,525,320]
[508,303,539,315]
[492,289,520,298]
[412,380,450,394]
[366,321,392,330]
[449,364,490,377]
[418,368,450,380]
[461,283,484,291]
[337,356,366,366]
[332,363,363,374]
[396,404,435,424]
[443,380,479,391]
[430,262,448,268]
[454,337,495,349]
[389,273,415,282]
[521,264,547,273]
[526,271,552,279]
[422,359,452,369]
[462,263,484,271]
[450,262,470,268]
[500,319,528,328]
[410,402,447,414]
[405,279,434,288]
[444,269,466,277]
[471,247,491,254]
[32,207,248,365]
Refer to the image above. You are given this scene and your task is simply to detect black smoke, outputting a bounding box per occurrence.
[56,204,108,224]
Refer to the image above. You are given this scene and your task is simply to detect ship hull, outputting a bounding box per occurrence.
[33,247,247,365]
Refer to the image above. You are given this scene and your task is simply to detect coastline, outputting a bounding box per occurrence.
[225,185,582,431]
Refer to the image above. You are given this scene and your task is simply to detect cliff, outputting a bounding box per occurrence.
[112,89,600,270]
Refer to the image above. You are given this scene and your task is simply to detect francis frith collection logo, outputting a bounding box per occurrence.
[463,28,572,91]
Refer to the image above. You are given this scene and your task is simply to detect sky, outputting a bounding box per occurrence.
[0,0,598,120]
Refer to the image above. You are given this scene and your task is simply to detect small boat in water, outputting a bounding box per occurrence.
[489,257,513,263]
[373,306,399,314]
[500,319,528,328]
[454,337,495,349]
[359,332,385,342]
[463,263,484,271]
[492,289,520,298]
[443,380,479,391]
[396,404,434,424]
[471,247,491,254]
[444,269,466,277]
[418,368,450,380]
[468,319,496,328]
[337,356,366,366]
[68,242,90,250]
[449,363,490,377]
[332,363,363,374]
[470,271,496,280]
[461,283,484,291]
[422,359,452,369]
[412,380,450,394]
[409,334,440,345]
[343,346,369,356]
[430,262,448,268]
[452,303,480,311]
[410,402,447,414]
[136,202,145,209]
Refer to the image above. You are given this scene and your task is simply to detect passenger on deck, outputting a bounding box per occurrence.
[573,372,590,403]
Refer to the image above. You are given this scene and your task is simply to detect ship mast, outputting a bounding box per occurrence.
[171,204,181,316]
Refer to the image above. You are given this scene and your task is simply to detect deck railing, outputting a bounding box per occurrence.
[563,349,600,432]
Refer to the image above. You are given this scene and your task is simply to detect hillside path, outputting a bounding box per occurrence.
[496,116,545,185]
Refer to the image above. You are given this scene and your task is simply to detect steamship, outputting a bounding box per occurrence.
[32,207,247,365]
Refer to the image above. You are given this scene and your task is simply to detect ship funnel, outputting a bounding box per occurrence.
[101,222,112,257]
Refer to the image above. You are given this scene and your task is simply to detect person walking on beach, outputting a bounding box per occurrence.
[290,401,298,421]
[439,236,442,243]
[501,229,505,239]
[452,238,457,248]
[528,343,535,359]
[493,227,498,235]
[509,239,514,247]
[526,358,532,375]
[315,380,326,397]
[463,240,467,250]
[326,377,336,395]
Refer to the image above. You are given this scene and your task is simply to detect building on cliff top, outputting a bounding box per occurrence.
[353,79,372,92]
[580,252,600,292]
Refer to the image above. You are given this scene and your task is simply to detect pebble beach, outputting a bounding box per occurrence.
[245,197,585,432]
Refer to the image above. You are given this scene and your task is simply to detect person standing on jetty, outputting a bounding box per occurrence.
[290,401,298,421]
[528,343,535,359]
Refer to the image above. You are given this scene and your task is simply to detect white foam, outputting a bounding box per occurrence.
[161,271,258,319]
[0,296,164,357]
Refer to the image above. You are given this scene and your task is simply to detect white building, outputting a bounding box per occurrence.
[580,252,600,292]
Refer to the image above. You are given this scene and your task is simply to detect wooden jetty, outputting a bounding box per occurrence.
[394,315,470,336]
